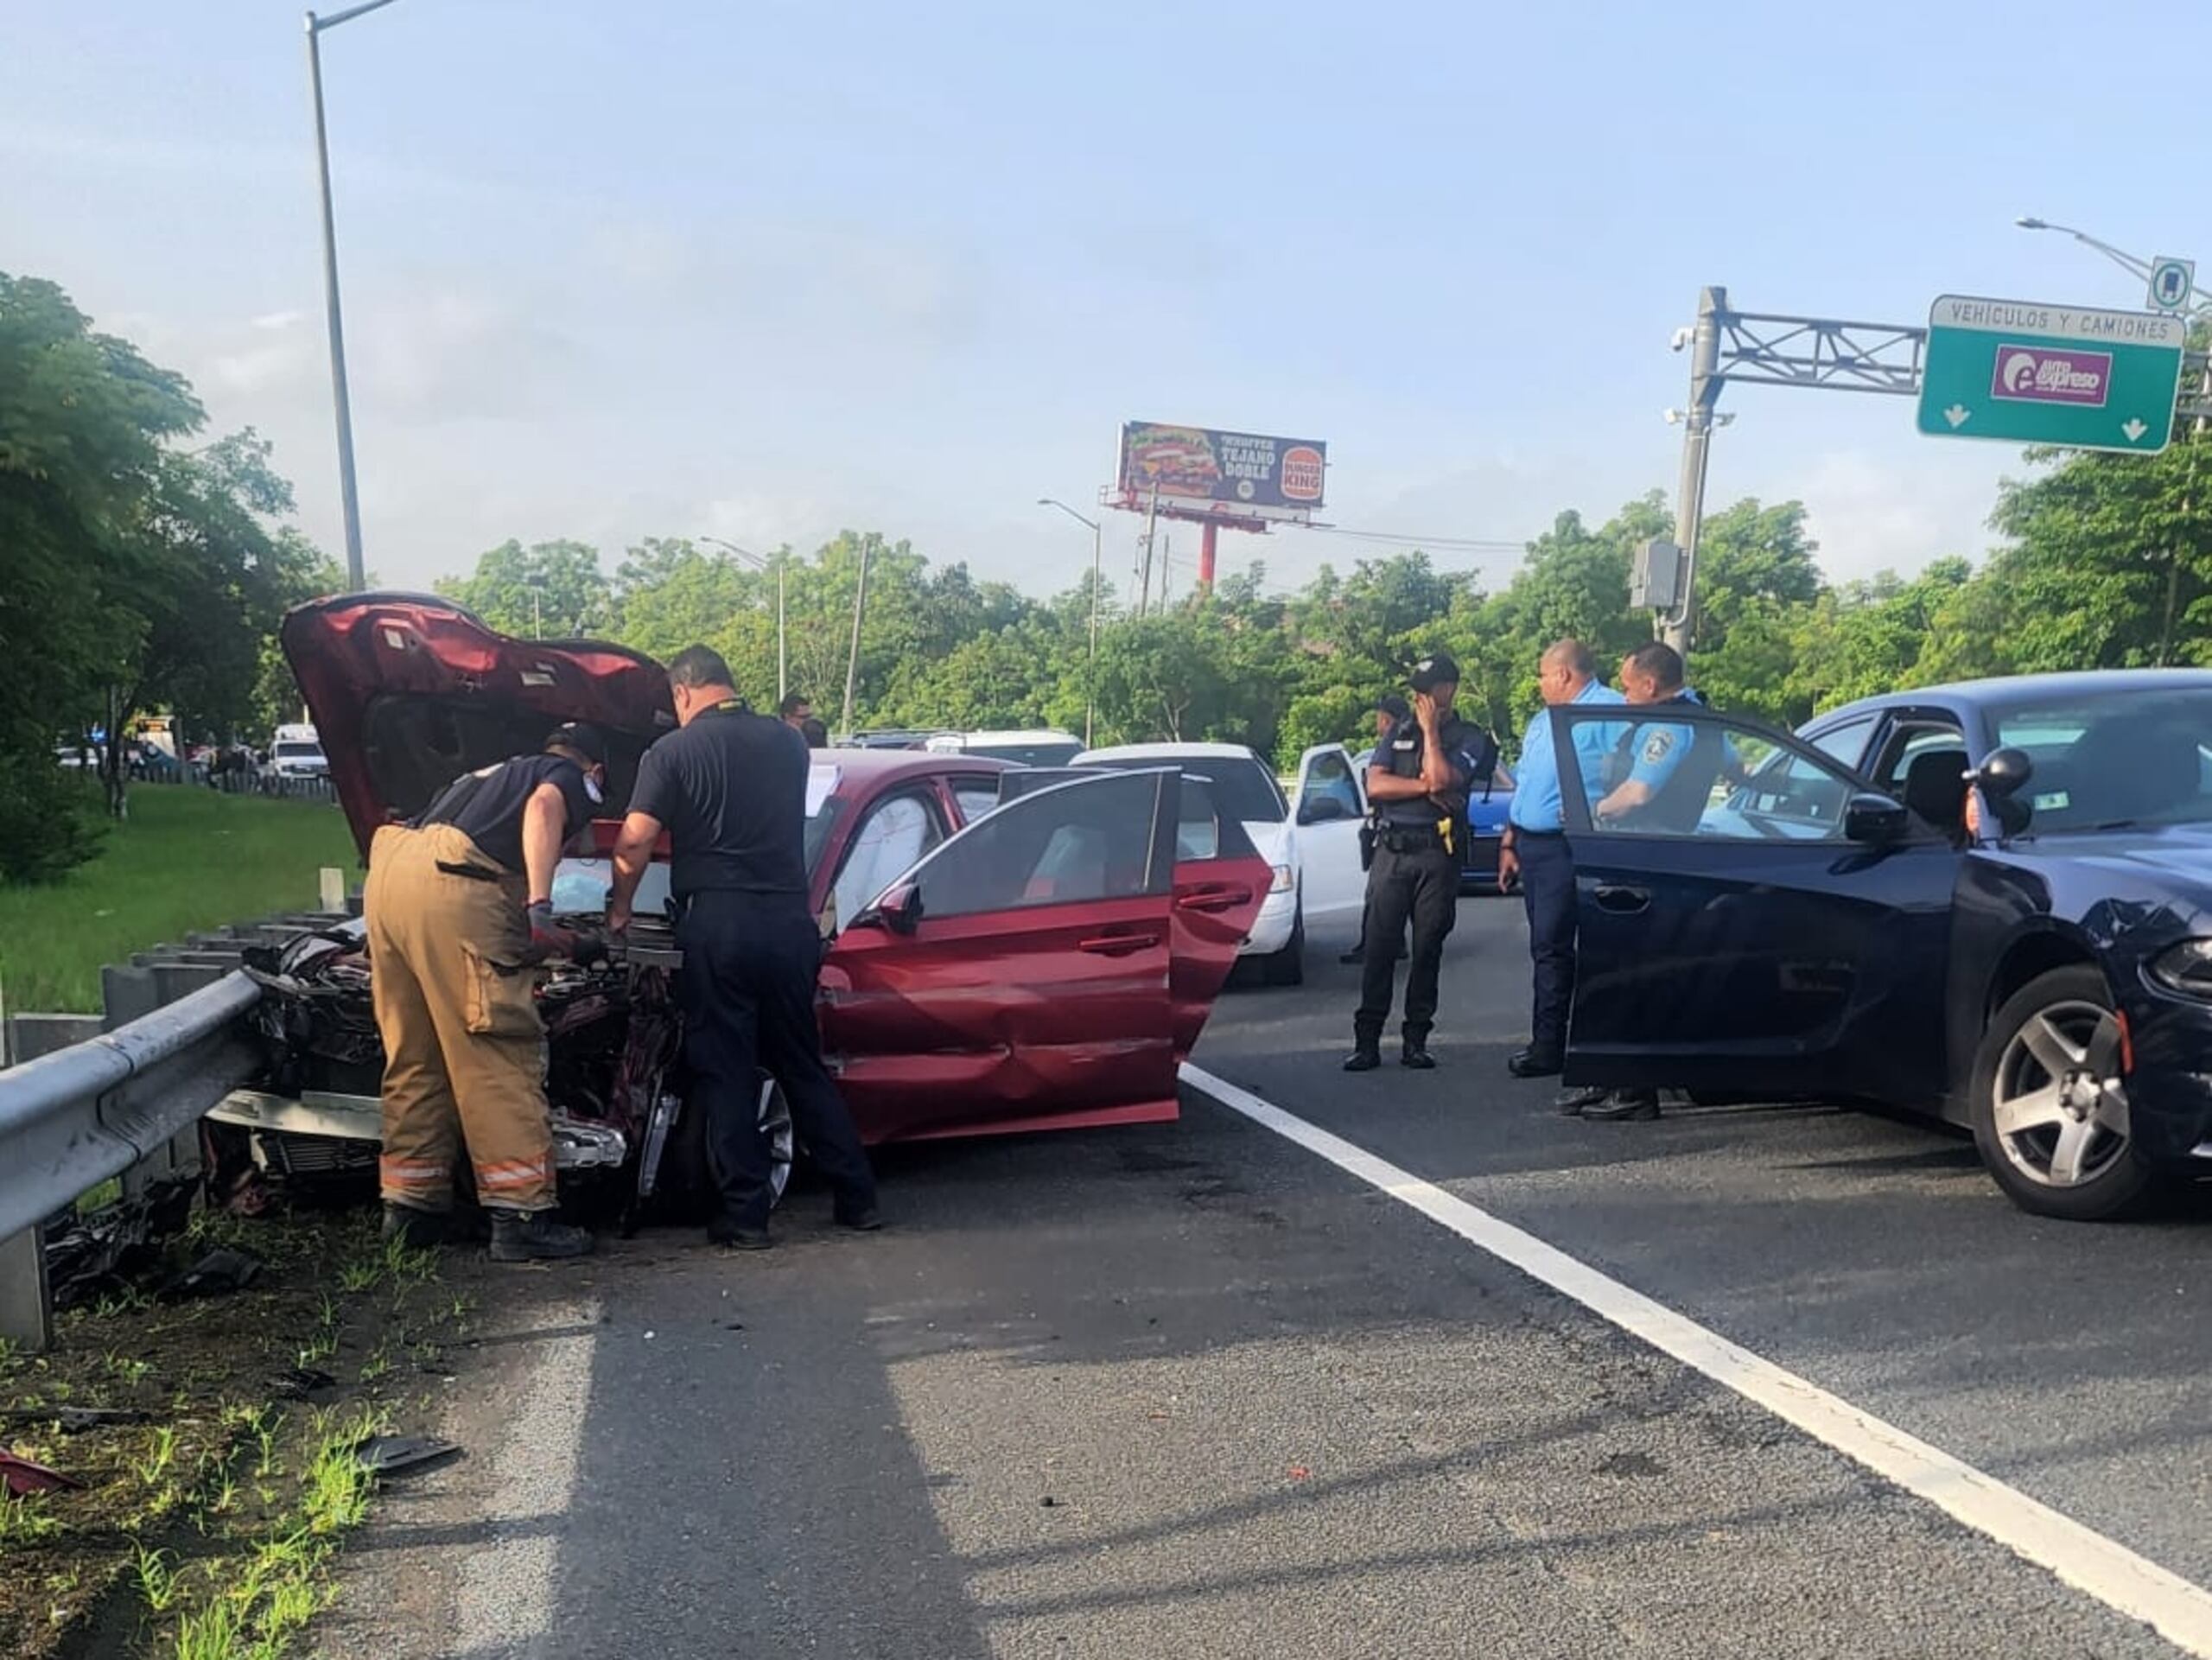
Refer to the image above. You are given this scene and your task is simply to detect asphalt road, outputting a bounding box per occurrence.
[310,900,2212,1659]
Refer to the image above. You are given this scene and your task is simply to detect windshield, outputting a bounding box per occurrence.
[1083,755,1287,824]
[275,742,323,760]
[1992,690,2212,832]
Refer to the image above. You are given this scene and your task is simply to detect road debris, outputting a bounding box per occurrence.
[0,1448,81,1495]
[159,1243,265,1300]
[354,1434,463,1477]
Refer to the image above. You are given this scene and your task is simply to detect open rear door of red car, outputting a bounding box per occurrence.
[821,769,1184,1143]
[1166,777,1270,1060]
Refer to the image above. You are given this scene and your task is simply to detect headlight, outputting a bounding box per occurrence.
[1269,863,1294,894]
[2150,938,2212,999]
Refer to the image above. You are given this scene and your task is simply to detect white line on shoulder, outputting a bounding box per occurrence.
[1181,1061,2212,1657]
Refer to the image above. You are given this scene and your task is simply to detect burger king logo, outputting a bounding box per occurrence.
[1280,445,1325,504]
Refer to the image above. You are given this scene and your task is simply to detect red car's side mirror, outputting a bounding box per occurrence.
[858,882,923,935]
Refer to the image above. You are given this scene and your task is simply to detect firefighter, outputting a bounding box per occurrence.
[364,724,607,1261]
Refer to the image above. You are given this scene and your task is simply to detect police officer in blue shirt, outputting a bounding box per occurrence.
[1344,654,1497,1072]
[1565,641,1731,1120]
[1592,642,1732,836]
[1497,639,1625,1078]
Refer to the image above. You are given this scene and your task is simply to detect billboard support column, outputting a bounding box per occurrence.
[1198,522,1217,590]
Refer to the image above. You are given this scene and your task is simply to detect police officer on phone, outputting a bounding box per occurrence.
[1344,654,1497,1072]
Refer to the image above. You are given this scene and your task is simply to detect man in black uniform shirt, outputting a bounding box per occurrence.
[1344,653,1497,1073]
[607,646,879,1250]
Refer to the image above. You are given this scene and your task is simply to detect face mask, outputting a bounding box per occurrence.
[583,773,605,805]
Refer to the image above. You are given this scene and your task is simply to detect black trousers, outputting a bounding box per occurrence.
[675,890,877,1231]
[1354,842,1460,1046]
[1517,832,1577,1055]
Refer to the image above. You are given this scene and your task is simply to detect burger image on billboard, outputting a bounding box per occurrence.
[1123,423,1222,499]
[1280,445,1325,504]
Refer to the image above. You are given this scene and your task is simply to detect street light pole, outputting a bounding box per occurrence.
[304,0,399,593]
[1038,498,1103,747]
[699,537,786,703]
[2018,216,2212,665]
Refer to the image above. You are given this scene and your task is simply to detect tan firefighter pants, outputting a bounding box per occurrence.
[364,823,557,1213]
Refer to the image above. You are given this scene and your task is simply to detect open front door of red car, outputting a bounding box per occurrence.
[1165,777,1270,1060]
[819,770,1182,1143]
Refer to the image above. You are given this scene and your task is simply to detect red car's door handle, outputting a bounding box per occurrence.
[1078,932,1161,955]
[1177,887,1255,913]
[1593,884,1650,915]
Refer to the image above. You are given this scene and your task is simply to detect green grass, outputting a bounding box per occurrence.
[0,787,360,1014]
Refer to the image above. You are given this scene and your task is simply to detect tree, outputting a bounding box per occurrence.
[438,538,612,639]
[1986,434,2212,671]
[0,273,200,876]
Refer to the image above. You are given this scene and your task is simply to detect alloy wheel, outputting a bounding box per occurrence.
[1988,999,2131,1190]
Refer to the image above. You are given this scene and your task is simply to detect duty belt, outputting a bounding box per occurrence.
[1379,825,1446,855]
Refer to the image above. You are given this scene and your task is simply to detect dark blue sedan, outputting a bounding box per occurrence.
[1542,670,2212,1220]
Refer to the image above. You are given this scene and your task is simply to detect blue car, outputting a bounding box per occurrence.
[1356,747,1515,894]
[1541,671,2212,1221]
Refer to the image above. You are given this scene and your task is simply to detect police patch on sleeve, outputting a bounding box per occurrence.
[1640,730,1675,765]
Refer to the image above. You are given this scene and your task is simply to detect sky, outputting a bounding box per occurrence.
[3,0,2205,602]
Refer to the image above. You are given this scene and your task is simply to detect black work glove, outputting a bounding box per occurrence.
[524,900,581,964]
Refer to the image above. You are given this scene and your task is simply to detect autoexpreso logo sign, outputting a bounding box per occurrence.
[1991,345,2113,406]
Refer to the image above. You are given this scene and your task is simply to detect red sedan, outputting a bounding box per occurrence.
[235,595,1267,1181]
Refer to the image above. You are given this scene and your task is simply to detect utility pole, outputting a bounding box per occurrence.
[839,537,873,739]
[1138,485,1161,619]
[1662,287,1725,655]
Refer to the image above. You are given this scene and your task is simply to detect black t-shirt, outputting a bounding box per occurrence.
[629,701,810,900]
[1373,712,1497,828]
[414,753,596,875]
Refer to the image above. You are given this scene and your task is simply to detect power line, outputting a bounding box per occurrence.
[1299,524,1530,554]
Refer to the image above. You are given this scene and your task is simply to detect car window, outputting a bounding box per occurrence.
[1082,755,1286,824]
[833,791,945,924]
[1871,722,1967,796]
[1803,716,1877,771]
[904,772,1173,919]
[1300,749,1362,822]
[1993,690,2212,831]
[950,779,1002,825]
[1557,709,1854,842]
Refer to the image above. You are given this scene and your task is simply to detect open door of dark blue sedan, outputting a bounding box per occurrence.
[1550,704,1961,1108]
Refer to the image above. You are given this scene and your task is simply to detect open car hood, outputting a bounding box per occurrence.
[280,594,677,860]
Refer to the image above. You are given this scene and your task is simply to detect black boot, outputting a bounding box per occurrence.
[381,1204,448,1250]
[1342,1045,1382,1072]
[488,1208,595,1262]
[1400,1040,1436,1070]
[1507,1046,1563,1079]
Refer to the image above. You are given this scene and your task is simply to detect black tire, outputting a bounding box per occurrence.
[1969,964,2157,1221]
[1263,906,1305,986]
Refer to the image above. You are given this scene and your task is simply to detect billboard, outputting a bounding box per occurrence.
[1117,422,1327,513]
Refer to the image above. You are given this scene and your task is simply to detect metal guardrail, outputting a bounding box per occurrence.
[0,971,260,1244]
[0,898,359,1347]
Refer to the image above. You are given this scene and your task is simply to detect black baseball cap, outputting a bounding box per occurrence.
[545,722,609,766]
[1373,693,1412,720]
[1408,652,1461,692]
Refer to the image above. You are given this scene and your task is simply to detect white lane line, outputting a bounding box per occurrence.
[1181,1061,2212,1657]
[454,1294,599,1657]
